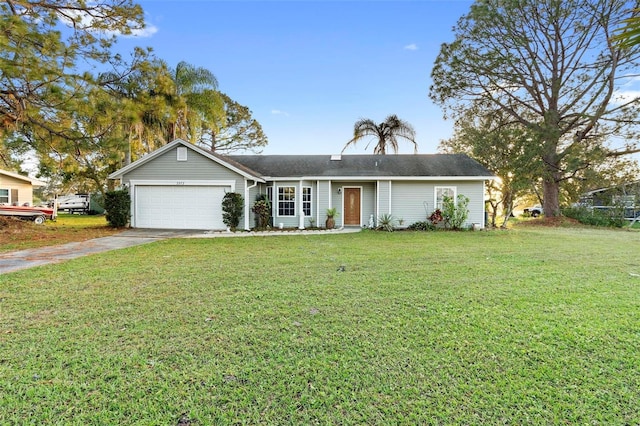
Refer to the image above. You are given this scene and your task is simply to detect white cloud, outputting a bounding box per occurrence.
[126,24,158,38]
[271,109,290,117]
[404,43,418,51]
[57,8,157,38]
[612,90,640,105]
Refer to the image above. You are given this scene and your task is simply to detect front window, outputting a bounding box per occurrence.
[302,187,312,216]
[0,189,8,204]
[435,187,456,210]
[278,186,295,216]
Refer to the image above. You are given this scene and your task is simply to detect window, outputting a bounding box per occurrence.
[278,186,295,216]
[302,187,312,216]
[0,189,8,204]
[267,186,273,208]
[612,195,635,207]
[435,187,456,210]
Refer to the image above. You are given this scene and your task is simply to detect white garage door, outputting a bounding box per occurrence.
[135,185,229,229]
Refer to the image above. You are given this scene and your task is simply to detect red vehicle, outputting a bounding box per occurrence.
[0,204,57,224]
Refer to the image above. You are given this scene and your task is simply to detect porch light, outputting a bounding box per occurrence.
[338,188,342,194]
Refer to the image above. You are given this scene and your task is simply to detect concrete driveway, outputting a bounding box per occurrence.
[0,229,202,275]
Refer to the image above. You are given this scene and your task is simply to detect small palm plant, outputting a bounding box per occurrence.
[377,213,396,232]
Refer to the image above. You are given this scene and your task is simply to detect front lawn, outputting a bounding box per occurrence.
[0,214,118,253]
[1,228,639,424]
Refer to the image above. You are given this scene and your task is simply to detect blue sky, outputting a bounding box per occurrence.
[115,0,474,155]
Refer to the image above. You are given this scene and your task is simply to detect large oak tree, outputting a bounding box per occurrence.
[430,0,640,217]
[440,106,539,227]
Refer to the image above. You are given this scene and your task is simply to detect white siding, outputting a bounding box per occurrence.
[377,180,391,218]
[391,181,486,228]
[317,181,331,228]
[123,147,245,190]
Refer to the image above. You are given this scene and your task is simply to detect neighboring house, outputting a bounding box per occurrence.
[108,139,495,230]
[0,169,46,206]
[579,180,640,218]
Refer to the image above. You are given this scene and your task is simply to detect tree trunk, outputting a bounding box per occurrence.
[541,133,561,217]
[542,176,561,217]
[124,133,132,166]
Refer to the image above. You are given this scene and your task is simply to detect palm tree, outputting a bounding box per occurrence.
[168,61,222,143]
[342,114,417,154]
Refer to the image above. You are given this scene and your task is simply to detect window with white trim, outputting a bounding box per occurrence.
[302,187,312,216]
[0,188,8,204]
[278,186,295,216]
[435,186,456,210]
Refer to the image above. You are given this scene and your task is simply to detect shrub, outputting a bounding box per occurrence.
[104,189,130,228]
[442,195,470,230]
[407,221,436,231]
[222,192,244,231]
[562,205,626,228]
[252,194,271,230]
[428,209,444,225]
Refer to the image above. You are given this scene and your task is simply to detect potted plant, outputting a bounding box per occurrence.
[325,207,338,229]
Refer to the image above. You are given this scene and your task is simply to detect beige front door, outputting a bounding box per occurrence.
[344,188,361,226]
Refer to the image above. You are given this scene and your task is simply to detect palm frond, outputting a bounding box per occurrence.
[343,114,417,154]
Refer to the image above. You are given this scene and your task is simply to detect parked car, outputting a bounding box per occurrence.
[523,205,543,217]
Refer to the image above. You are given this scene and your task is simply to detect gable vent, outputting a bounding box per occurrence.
[330,154,342,161]
[177,146,188,161]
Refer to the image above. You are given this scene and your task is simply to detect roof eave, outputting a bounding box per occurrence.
[263,175,497,181]
[0,169,47,186]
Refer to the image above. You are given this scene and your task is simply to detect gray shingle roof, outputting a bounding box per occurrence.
[225,154,493,179]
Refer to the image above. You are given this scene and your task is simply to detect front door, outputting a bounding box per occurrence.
[344,188,361,226]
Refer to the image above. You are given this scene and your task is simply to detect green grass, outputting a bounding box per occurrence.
[0,214,116,253]
[1,228,639,424]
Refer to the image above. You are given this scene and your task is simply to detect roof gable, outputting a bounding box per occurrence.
[108,139,264,181]
[0,169,46,186]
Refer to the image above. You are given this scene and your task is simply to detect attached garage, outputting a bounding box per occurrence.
[133,183,230,230]
[109,140,264,231]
